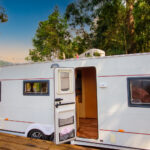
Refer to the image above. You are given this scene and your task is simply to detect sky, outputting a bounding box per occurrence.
[0,0,73,63]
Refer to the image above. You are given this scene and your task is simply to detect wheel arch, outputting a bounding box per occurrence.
[25,123,54,137]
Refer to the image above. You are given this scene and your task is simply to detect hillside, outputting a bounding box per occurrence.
[0,60,12,67]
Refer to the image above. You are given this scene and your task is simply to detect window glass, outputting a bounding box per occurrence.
[129,78,150,105]
[60,72,70,91]
[24,80,49,95]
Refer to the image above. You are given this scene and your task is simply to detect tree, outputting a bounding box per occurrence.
[0,6,8,23]
[27,1,150,62]
[65,0,150,55]
[71,31,93,56]
[26,7,71,62]
[134,0,150,52]
[126,0,136,53]
[65,0,127,55]
[92,0,126,55]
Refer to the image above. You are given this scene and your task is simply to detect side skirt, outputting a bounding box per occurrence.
[71,139,147,150]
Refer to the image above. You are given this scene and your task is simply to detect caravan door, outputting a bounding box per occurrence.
[54,68,76,144]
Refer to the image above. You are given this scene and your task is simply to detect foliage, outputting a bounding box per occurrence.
[92,0,126,55]
[134,0,150,52]
[71,31,93,56]
[0,60,12,67]
[65,0,150,55]
[93,52,100,56]
[27,1,150,62]
[65,0,127,55]
[0,6,8,23]
[26,7,71,62]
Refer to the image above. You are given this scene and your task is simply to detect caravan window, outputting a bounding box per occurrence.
[60,72,70,91]
[128,78,150,107]
[23,80,49,96]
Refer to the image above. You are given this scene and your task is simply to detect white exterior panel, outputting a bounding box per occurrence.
[0,53,150,149]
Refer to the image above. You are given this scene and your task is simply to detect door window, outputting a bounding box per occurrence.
[60,72,70,91]
[58,70,73,94]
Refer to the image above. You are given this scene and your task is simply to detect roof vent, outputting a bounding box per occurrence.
[79,49,105,58]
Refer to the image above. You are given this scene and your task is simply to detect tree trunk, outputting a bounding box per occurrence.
[126,0,136,54]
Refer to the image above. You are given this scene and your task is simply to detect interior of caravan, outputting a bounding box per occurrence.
[75,67,98,139]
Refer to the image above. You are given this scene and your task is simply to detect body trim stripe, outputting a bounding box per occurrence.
[100,129,150,136]
[5,119,34,124]
[98,74,150,78]
[0,77,54,81]
[0,129,25,134]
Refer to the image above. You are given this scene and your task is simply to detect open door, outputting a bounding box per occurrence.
[54,68,76,144]
[75,67,98,139]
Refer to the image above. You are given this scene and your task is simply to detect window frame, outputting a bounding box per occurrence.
[23,80,50,96]
[127,77,150,108]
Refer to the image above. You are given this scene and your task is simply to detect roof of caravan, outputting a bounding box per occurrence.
[1,52,150,68]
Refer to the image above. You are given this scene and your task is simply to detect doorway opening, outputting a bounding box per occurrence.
[75,67,98,139]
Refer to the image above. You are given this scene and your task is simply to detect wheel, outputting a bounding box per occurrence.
[28,129,47,140]
[48,132,54,141]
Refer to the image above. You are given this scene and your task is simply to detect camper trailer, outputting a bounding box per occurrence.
[0,53,150,150]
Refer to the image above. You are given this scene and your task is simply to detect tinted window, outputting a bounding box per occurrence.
[128,78,150,107]
[23,80,49,96]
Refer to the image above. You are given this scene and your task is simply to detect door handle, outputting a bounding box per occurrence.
[55,98,63,102]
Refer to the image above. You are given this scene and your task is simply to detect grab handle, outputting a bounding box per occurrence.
[55,98,63,102]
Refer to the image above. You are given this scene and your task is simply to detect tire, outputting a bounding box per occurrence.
[48,132,54,141]
[28,129,47,140]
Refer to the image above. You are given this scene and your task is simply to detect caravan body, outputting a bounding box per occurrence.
[0,53,150,149]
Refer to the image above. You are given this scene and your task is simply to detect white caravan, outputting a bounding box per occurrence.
[0,53,150,150]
